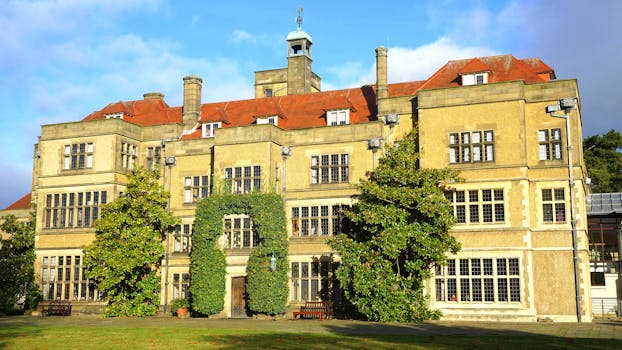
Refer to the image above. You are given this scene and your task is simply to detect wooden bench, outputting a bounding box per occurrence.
[42,300,72,316]
[293,301,333,320]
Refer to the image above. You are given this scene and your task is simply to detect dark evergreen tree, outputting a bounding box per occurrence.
[584,129,622,193]
[329,131,460,322]
[0,212,40,313]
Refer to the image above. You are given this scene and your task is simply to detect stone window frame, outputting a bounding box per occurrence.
[120,142,136,170]
[224,166,261,194]
[538,128,563,161]
[173,223,193,253]
[542,188,566,223]
[449,130,494,164]
[44,191,107,229]
[434,257,521,303]
[184,175,210,203]
[222,214,259,250]
[63,142,93,170]
[290,259,341,302]
[445,188,505,224]
[290,204,349,237]
[310,154,349,185]
[41,254,101,301]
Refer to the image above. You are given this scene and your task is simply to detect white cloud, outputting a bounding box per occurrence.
[232,29,254,42]
[324,38,500,90]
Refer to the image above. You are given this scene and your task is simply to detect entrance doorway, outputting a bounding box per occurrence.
[231,276,249,318]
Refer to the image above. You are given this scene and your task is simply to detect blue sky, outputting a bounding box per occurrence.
[1,0,620,208]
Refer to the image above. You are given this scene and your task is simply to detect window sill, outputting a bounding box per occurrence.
[224,248,255,256]
[290,235,332,242]
[310,182,352,188]
[41,227,96,234]
[61,168,94,174]
[171,251,191,256]
[448,161,495,167]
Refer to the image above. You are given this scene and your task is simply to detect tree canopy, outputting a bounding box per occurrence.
[84,167,178,317]
[329,131,460,322]
[0,212,40,313]
[584,129,622,193]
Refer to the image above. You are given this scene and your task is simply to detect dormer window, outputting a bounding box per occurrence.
[327,109,349,126]
[202,122,222,138]
[105,113,124,119]
[462,72,489,86]
[257,116,278,126]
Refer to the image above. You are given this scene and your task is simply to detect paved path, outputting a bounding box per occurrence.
[1,315,621,339]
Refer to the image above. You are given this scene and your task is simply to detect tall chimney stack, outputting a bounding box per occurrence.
[183,75,202,128]
[375,46,388,101]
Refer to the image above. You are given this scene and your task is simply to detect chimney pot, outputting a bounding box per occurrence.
[143,92,164,100]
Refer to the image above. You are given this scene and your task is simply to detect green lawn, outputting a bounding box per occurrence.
[0,317,620,350]
[2,327,618,350]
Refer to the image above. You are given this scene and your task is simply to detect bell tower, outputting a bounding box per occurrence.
[253,8,321,97]
[286,8,320,95]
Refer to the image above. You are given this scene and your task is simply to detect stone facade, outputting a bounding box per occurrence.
[4,24,592,322]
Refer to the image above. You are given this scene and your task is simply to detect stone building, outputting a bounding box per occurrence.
[3,21,592,321]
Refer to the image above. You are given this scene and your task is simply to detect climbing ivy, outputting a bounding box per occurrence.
[192,193,288,316]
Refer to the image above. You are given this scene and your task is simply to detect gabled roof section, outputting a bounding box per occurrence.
[419,54,555,91]
[587,193,622,216]
[458,58,491,75]
[82,98,181,126]
[5,193,31,210]
[77,53,555,139]
[181,86,378,140]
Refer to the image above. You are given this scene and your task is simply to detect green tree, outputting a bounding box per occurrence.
[329,131,460,322]
[584,129,622,193]
[0,212,40,313]
[84,167,178,317]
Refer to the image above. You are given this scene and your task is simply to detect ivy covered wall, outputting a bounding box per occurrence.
[191,193,289,316]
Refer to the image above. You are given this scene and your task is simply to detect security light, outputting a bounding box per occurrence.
[368,138,382,150]
[546,104,560,113]
[559,98,576,110]
[385,114,399,125]
[281,146,291,157]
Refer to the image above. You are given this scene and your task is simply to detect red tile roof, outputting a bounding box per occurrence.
[5,193,31,210]
[81,54,554,136]
[458,58,491,75]
[181,85,379,139]
[419,54,554,91]
[82,98,181,125]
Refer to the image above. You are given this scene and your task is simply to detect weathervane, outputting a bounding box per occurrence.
[296,7,303,28]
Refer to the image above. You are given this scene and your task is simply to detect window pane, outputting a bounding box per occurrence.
[472,132,481,143]
[449,133,458,145]
[543,203,554,222]
[555,203,566,222]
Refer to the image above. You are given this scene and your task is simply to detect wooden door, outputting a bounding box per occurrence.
[231,276,248,318]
